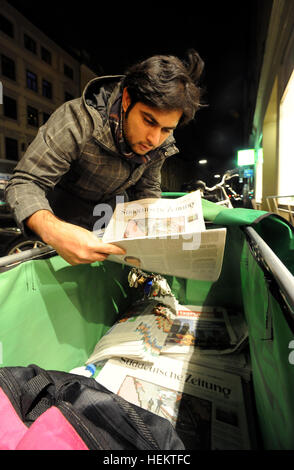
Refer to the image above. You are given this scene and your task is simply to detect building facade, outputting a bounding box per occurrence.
[0,0,96,162]
[250,0,294,223]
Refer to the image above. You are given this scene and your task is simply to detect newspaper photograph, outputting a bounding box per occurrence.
[101,191,227,281]
[97,355,252,450]
[161,304,248,356]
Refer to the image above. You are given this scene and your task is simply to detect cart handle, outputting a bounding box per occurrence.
[244,226,294,313]
[0,245,56,268]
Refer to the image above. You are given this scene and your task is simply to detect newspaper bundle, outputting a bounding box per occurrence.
[84,267,253,449]
[161,304,250,380]
[102,191,227,281]
[86,300,176,365]
[162,304,248,356]
[96,355,252,450]
[86,299,250,377]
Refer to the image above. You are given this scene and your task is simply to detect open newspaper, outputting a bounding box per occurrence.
[97,355,252,450]
[102,191,226,281]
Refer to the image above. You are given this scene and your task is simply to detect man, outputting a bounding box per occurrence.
[5,49,204,266]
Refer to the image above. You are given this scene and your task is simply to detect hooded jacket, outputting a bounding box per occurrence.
[5,76,179,232]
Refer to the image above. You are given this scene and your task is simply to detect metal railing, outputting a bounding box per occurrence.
[244,226,294,316]
[266,195,294,225]
[0,245,55,268]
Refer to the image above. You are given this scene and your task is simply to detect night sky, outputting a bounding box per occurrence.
[8,0,264,184]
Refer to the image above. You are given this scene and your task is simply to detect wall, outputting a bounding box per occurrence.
[251,0,294,218]
[262,78,278,210]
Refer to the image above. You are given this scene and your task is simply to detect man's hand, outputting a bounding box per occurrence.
[26,210,126,265]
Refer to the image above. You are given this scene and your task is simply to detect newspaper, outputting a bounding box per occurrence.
[97,355,252,450]
[161,304,249,356]
[177,351,252,381]
[86,300,176,365]
[102,191,227,281]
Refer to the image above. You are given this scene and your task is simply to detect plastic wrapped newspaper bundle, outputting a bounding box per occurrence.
[86,297,177,365]
[86,270,179,365]
[161,304,251,381]
[162,304,248,355]
[96,355,253,450]
[86,273,251,380]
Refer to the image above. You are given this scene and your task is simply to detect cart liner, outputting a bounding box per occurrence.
[0,202,294,450]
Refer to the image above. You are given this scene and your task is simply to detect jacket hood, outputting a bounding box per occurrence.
[83,75,123,124]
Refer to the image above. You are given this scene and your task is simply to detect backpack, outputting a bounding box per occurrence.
[0,364,185,450]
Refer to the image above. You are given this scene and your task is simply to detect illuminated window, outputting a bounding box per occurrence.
[42,79,52,99]
[237,149,255,166]
[26,70,38,92]
[279,69,294,201]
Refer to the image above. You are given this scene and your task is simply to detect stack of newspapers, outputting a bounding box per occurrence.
[87,300,254,450]
[84,193,255,450]
[86,299,176,364]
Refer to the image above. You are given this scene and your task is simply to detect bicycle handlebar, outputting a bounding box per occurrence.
[201,171,239,192]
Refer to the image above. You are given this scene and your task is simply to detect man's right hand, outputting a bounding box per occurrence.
[26,210,126,266]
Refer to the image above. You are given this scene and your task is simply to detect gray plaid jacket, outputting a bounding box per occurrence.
[5,75,179,231]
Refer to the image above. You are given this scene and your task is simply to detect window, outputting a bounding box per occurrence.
[27,105,39,127]
[24,34,37,54]
[5,137,18,161]
[26,70,38,92]
[41,46,52,65]
[43,112,50,124]
[64,92,74,102]
[0,14,14,38]
[3,96,17,120]
[42,79,52,99]
[279,69,294,201]
[64,64,74,80]
[1,54,16,80]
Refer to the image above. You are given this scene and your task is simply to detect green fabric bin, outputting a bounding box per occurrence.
[0,200,294,450]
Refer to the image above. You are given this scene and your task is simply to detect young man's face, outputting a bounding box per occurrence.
[122,88,182,155]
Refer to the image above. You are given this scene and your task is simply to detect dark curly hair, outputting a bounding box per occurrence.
[123,49,205,126]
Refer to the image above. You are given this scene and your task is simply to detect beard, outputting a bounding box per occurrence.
[122,111,134,153]
[122,111,154,155]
